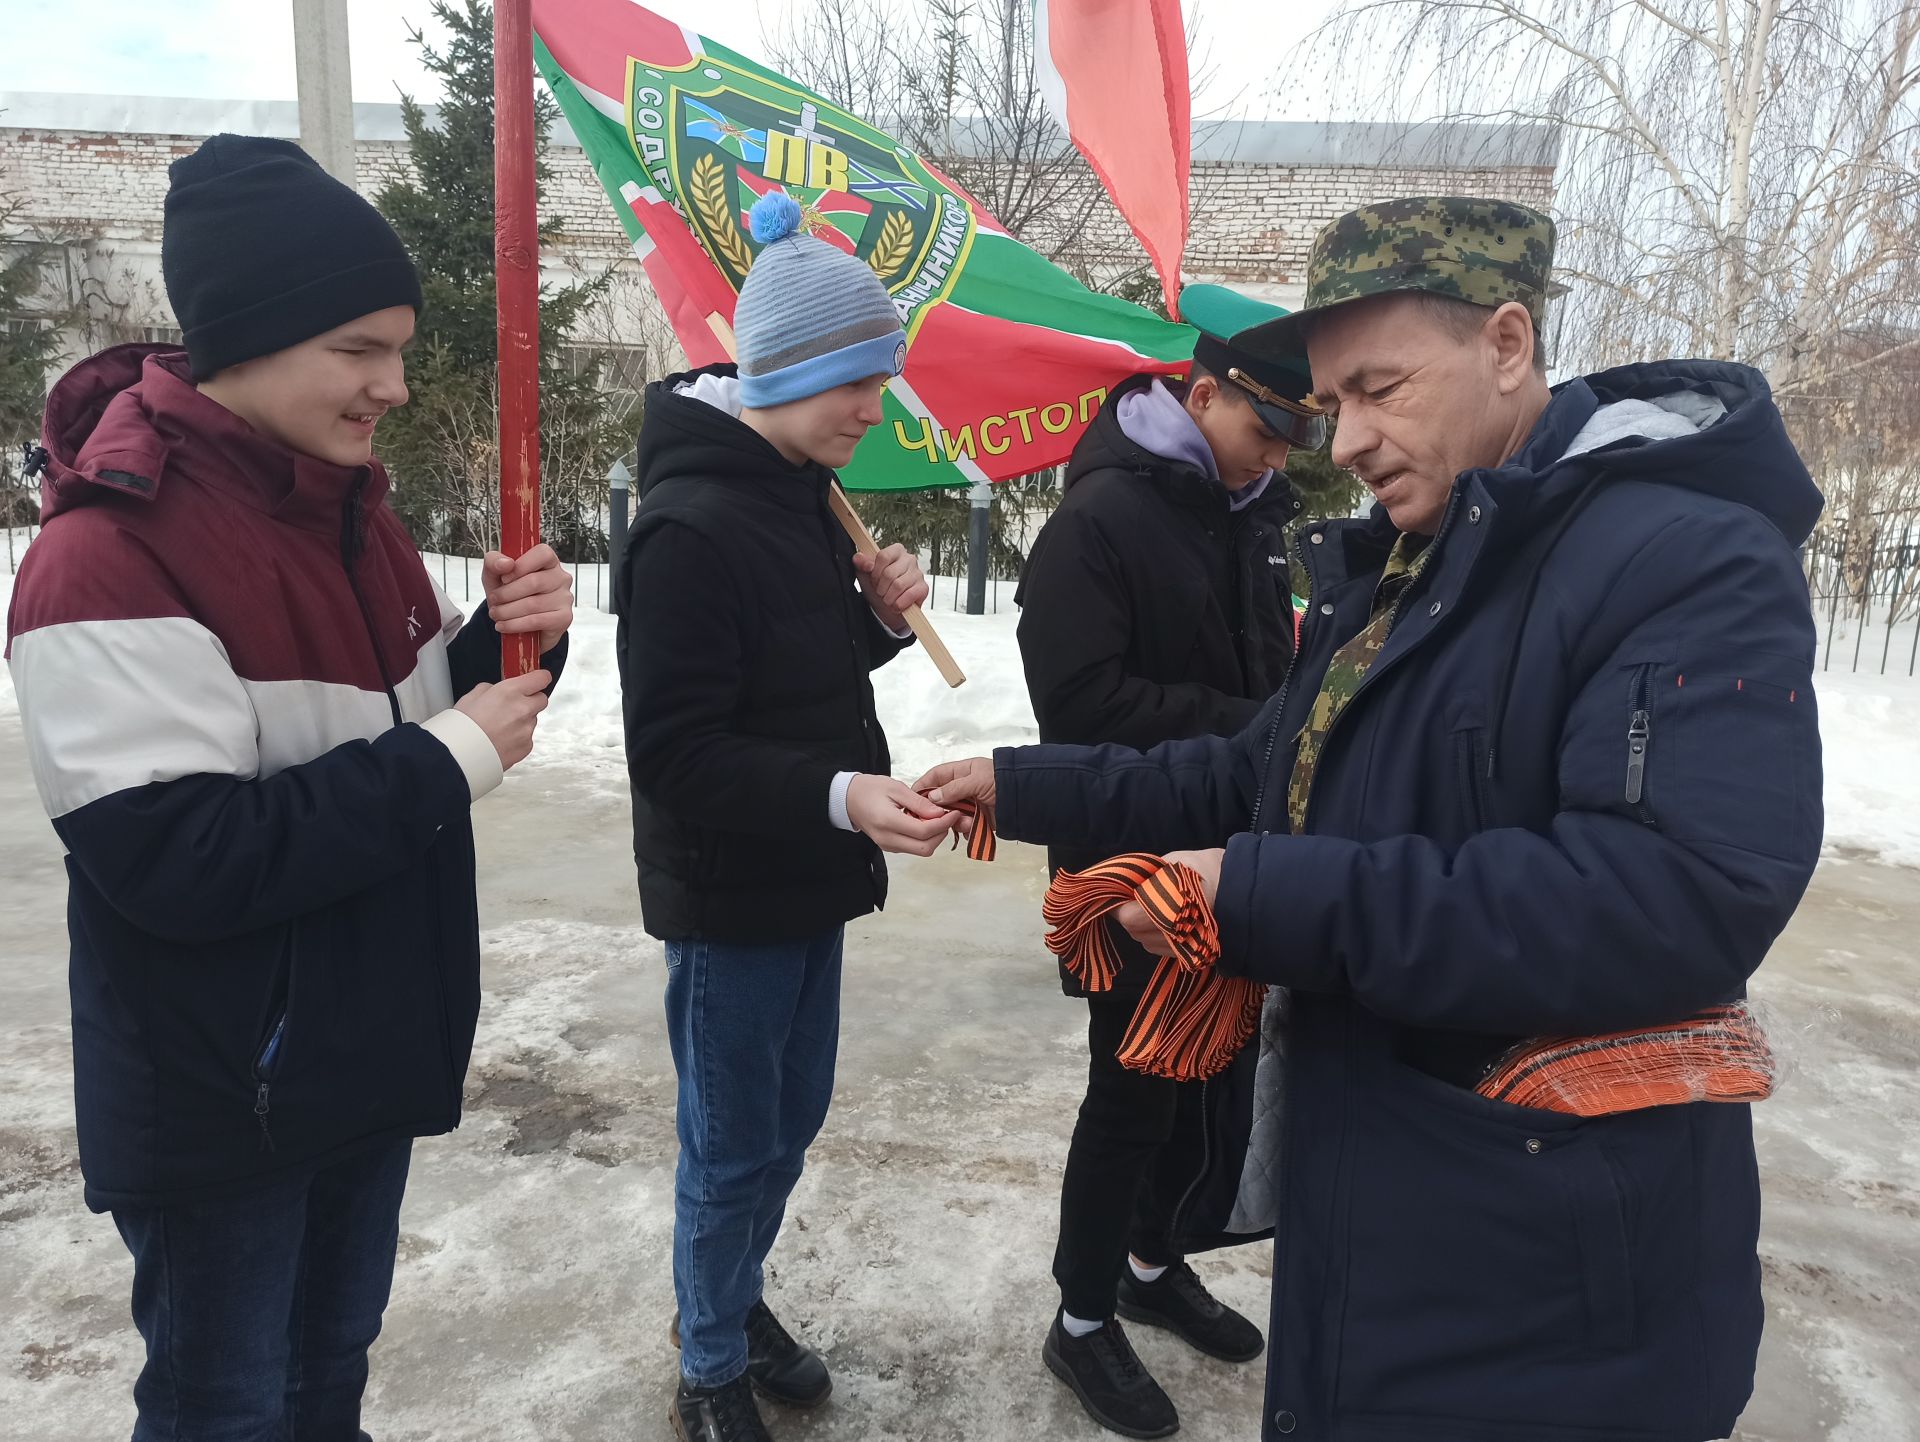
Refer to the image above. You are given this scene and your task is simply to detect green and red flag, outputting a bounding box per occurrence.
[530,0,1201,491]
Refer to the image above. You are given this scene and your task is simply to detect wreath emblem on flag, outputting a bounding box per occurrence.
[626,55,974,323]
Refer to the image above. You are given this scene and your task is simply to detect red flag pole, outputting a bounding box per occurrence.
[494,0,541,677]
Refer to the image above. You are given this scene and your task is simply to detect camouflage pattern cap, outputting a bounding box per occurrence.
[1240,196,1556,361]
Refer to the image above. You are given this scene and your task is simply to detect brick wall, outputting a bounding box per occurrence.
[1,119,1557,343]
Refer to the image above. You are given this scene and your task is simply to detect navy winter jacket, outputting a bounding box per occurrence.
[993,361,1824,1442]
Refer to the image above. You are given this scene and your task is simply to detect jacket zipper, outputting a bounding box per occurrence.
[1625,664,1656,825]
[424,856,462,1123]
[340,478,459,1118]
[1458,729,1494,832]
[252,1013,286,1151]
[823,499,878,767]
[340,475,403,727]
[248,931,296,1150]
[1247,523,1313,834]
[820,488,886,891]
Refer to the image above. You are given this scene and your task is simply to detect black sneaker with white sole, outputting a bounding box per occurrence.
[1042,1312,1179,1439]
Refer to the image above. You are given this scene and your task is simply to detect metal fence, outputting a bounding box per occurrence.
[1804,513,1920,677]
[3,444,41,574]
[13,448,1912,673]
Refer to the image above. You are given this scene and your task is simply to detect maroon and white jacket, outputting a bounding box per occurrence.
[4,345,560,1208]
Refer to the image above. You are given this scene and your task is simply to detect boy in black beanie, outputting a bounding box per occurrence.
[5,133,573,1440]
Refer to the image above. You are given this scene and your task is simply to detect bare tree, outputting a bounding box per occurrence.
[766,0,1232,290]
[768,0,1105,257]
[1318,0,1920,546]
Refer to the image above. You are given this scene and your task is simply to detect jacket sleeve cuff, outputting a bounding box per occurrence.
[1215,831,1352,988]
[1215,832,1265,977]
[829,771,858,831]
[420,709,504,803]
[991,748,1025,839]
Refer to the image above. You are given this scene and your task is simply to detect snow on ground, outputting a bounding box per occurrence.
[1812,671,1920,868]
[6,542,1920,1437]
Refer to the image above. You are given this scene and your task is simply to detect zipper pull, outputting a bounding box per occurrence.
[254,1082,275,1152]
[340,475,368,569]
[1625,708,1651,804]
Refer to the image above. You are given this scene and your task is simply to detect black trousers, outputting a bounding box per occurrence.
[1052,983,1198,1320]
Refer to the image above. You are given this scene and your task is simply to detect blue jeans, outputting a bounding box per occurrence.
[110,1138,413,1442]
[665,928,844,1387]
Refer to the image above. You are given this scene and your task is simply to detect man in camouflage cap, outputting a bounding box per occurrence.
[925,193,1823,1441]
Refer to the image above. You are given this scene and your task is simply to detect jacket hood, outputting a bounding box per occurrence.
[1067,372,1302,520]
[1494,359,1823,547]
[636,364,832,507]
[35,343,388,532]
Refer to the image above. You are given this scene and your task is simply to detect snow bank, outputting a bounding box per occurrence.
[4,544,1916,870]
[525,590,1039,791]
[1812,671,1920,868]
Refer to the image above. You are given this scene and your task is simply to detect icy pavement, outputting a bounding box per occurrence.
[1,718,1916,1440]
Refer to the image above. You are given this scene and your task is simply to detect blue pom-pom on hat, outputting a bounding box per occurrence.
[748,190,804,243]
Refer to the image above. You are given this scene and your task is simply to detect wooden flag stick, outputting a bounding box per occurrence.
[704,313,966,688]
[824,482,967,687]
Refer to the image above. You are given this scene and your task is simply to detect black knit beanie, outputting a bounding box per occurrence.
[162,134,424,381]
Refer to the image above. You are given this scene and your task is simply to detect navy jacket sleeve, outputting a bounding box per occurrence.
[619,521,845,839]
[1017,502,1261,747]
[446,600,570,697]
[994,719,1264,857]
[1213,509,1823,1035]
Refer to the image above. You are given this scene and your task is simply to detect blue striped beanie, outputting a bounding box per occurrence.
[734,192,908,407]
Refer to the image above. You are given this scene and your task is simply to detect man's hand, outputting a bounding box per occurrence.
[913,757,996,837]
[847,775,957,856]
[1115,848,1225,955]
[852,543,930,634]
[483,544,574,654]
[454,670,553,770]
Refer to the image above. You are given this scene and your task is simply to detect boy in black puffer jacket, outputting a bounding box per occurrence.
[615,191,951,1442]
[1017,284,1325,1439]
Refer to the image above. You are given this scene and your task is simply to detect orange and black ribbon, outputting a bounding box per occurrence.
[928,806,1259,1082]
[939,802,1771,1109]
[1041,853,1263,1083]
[941,800,998,861]
[1475,1002,1775,1116]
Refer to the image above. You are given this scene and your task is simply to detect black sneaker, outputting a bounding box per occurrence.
[671,1375,771,1442]
[1042,1312,1179,1439]
[670,1300,833,1408]
[1116,1261,1265,1363]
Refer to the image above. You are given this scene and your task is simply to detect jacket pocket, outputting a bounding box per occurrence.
[1661,650,1816,862]
[249,933,297,1152]
[1559,1136,1636,1353]
[1336,1061,1639,1419]
[1453,726,1493,834]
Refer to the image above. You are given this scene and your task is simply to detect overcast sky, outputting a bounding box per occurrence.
[2,0,1346,122]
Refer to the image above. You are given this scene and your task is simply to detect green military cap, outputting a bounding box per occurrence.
[1178,283,1327,450]
[1238,196,1556,361]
